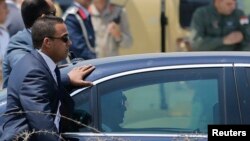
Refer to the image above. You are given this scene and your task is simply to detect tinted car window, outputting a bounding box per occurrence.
[98,68,223,133]
[237,67,250,123]
[71,88,93,132]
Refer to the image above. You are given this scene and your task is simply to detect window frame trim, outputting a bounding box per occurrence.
[70,63,232,97]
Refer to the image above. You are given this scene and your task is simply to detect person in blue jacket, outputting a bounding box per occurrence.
[2,0,58,88]
[63,0,96,60]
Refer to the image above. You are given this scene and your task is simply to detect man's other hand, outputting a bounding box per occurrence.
[108,22,122,41]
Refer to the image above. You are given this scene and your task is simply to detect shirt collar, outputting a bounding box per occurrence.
[38,50,57,73]
[6,0,14,5]
[74,1,90,17]
[90,3,112,17]
[26,28,32,34]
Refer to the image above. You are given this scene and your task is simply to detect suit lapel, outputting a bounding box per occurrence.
[31,50,49,70]
[30,50,59,88]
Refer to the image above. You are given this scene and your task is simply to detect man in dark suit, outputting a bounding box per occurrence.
[2,0,58,88]
[63,0,96,60]
[0,16,95,141]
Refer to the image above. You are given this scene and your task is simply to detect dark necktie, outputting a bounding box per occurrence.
[54,66,62,132]
[54,66,61,88]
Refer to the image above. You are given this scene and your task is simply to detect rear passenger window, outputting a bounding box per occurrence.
[98,68,224,133]
[237,68,250,123]
[71,88,93,132]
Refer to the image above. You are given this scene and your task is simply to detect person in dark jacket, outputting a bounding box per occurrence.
[63,0,96,60]
[190,0,250,51]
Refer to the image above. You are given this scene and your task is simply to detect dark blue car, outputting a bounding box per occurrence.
[1,52,250,140]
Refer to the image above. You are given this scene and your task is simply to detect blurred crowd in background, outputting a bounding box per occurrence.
[0,0,133,88]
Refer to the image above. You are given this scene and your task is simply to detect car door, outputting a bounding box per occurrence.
[63,64,237,141]
[234,64,250,124]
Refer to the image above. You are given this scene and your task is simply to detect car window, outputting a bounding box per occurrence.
[71,88,93,132]
[236,67,250,123]
[97,68,224,133]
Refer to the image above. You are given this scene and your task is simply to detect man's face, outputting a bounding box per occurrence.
[218,0,236,15]
[49,23,71,63]
[0,1,8,24]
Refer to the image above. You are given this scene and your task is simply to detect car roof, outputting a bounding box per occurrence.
[61,52,250,81]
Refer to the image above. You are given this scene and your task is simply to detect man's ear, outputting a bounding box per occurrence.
[43,37,51,49]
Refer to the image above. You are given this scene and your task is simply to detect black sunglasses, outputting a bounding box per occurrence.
[47,35,70,43]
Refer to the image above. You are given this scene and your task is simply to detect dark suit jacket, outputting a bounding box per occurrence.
[2,29,33,89]
[0,50,73,141]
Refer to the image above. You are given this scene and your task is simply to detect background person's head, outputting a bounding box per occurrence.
[93,0,107,5]
[75,0,93,8]
[0,0,8,24]
[32,16,71,63]
[214,0,236,15]
[93,0,108,11]
[21,0,56,28]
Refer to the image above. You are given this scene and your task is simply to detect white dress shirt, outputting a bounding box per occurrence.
[38,50,61,131]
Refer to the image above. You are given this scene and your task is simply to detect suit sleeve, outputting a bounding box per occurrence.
[6,37,33,69]
[190,8,224,51]
[19,69,59,141]
[7,49,29,68]
[2,37,33,88]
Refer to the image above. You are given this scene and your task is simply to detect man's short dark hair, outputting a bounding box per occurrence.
[21,0,52,28]
[32,16,64,49]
